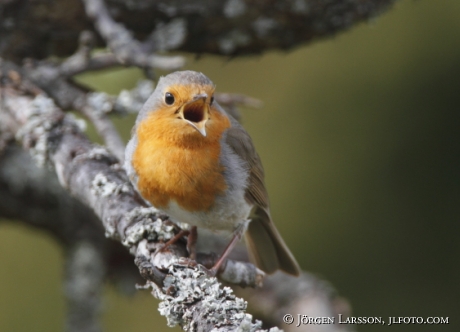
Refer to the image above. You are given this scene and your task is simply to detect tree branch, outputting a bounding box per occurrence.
[1,0,396,62]
[0,78,353,331]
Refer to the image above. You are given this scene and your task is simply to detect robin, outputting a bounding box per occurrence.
[125,70,300,276]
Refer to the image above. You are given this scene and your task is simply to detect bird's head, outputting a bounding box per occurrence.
[160,81,215,137]
[137,71,226,144]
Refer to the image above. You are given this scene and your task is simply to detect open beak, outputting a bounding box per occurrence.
[178,94,209,137]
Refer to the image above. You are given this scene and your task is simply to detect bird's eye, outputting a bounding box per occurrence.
[210,95,214,105]
[165,92,175,105]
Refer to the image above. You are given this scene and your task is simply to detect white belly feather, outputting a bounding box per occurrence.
[162,137,252,232]
[165,188,252,232]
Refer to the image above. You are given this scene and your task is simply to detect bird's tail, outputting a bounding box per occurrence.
[244,207,300,276]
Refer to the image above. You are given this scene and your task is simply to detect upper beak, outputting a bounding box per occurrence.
[178,94,209,137]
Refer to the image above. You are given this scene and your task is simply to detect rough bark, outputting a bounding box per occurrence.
[1,0,396,62]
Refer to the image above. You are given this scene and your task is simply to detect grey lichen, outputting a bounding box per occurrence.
[74,146,114,162]
[14,95,55,167]
[219,260,265,288]
[91,172,130,197]
[122,207,175,246]
[14,94,85,168]
[152,264,272,331]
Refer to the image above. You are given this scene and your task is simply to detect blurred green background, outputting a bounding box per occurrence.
[1,0,459,331]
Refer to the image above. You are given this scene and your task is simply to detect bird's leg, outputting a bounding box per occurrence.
[187,226,198,260]
[159,226,198,261]
[158,229,190,253]
[208,223,246,276]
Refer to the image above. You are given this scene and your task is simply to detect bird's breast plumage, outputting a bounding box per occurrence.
[131,106,233,214]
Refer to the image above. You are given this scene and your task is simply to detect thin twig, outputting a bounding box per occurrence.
[215,93,263,109]
[3,59,127,161]
[82,0,185,71]
[215,93,263,122]
[81,102,126,162]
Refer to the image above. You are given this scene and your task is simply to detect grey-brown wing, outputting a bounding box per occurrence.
[224,120,301,275]
[224,124,269,210]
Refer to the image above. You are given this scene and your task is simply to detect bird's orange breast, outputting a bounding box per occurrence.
[132,108,231,212]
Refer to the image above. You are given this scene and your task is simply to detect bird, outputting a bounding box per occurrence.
[124,70,300,276]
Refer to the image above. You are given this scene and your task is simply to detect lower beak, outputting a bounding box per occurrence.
[179,96,209,137]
